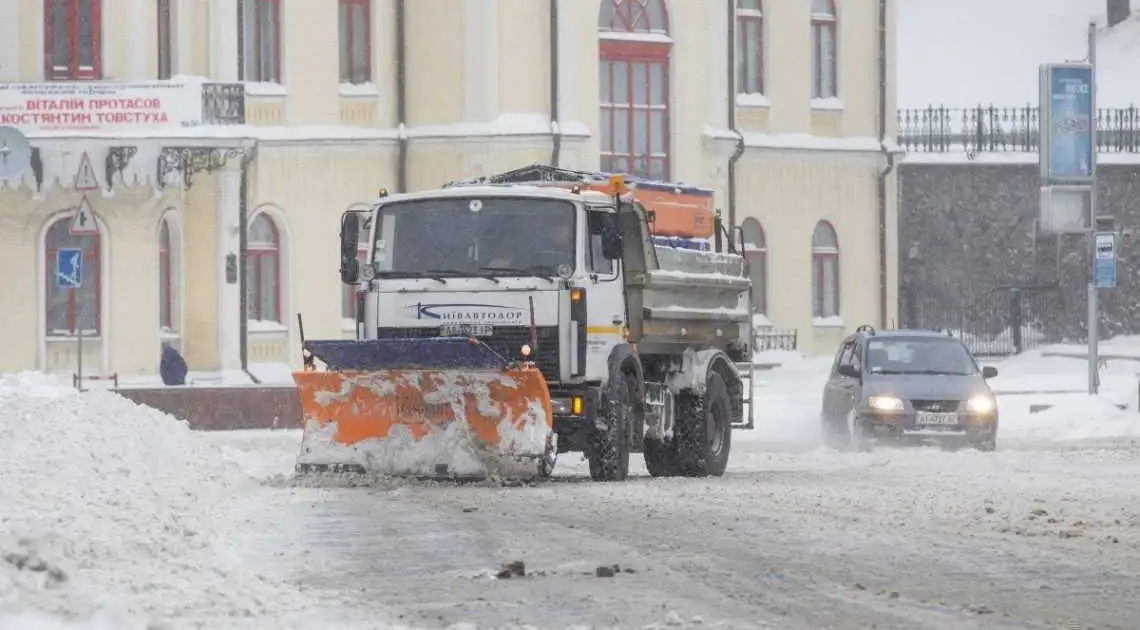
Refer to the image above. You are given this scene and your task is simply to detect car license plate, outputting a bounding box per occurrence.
[915,411,959,426]
[440,323,493,337]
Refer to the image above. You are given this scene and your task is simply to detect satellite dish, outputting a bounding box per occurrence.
[0,126,32,180]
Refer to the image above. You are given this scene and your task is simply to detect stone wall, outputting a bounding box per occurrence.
[898,162,1140,350]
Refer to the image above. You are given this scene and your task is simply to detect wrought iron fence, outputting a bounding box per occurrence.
[754,328,798,352]
[898,105,1140,155]
[901,284,1069,357]
[200,82,245,125]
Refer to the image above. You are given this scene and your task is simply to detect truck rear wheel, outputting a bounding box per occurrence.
[588,373,633,482]
[675,371,732,477]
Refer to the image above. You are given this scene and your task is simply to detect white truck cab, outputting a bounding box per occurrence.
[339,171,754,481]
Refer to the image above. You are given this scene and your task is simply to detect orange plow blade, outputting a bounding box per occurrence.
[292,337,554,479]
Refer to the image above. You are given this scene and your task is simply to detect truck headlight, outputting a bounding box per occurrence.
[867,396,904,412]
[966,395,996,414]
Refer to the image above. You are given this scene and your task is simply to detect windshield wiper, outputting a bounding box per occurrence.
[479,265,556,281]
[892,369,974,376]
[375,269,467,284]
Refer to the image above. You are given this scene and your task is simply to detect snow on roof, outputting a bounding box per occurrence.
[899,0,1140,108]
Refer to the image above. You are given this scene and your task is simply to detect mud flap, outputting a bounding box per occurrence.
[292,337,554,480]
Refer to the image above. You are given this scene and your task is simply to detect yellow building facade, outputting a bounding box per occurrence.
[0,0,900,382]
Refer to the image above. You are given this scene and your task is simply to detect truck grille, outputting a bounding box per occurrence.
[375,326,561,380]
[911,400,960,413]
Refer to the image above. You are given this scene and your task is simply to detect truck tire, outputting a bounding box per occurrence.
[674,371,732,477]
[588,373,633,482]
[643,437,678,477]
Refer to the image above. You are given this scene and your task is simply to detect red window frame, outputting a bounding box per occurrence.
[44,0,103,80]
[44,218,101,336]
[338,0,372,84]
[812,221,840,318]
[741,218,767,315]
[157,0,172,79]
[241,0,282,83]
[159,219,174,330]
[247,215,282,322]
[736,0,764,95]
[598,0,671,180]
[811,0,838,99]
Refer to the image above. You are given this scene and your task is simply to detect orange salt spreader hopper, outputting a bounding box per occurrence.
[445,164,717,240]
[292,336,555,480]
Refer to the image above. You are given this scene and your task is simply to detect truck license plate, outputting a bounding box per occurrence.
[440,323,494,337]
[915,411,959,426]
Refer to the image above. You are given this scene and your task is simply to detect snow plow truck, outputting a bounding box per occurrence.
[292,165,755,482]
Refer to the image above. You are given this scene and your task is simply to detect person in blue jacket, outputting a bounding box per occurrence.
[159,341,188,386]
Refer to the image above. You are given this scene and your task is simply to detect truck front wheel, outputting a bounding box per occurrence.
[587,374,633,481]
[674,371,732,477]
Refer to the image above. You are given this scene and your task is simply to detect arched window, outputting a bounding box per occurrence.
[811,221,839,318]
[811,0,838,99]
[741,218,767,315]
[44,215,101,336]
[246,213,281,322]
[736,0,764,95]
[598,0,671,180]
[158,216,177,332]
[44,0,103,80]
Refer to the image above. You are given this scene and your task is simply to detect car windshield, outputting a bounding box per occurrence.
[864,338,980,375]
[371,197,576,278]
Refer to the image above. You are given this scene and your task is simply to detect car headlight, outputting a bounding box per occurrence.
[867,396,904,412]
[966,395,996,414]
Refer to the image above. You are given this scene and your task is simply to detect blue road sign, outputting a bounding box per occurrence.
[56,248,82,289]
[1094,232,1116,289]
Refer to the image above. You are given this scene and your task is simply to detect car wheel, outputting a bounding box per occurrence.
[847,409,874,453]
[822,413,848,450]
[970,437,997,452]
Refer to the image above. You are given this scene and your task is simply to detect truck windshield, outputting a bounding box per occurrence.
[371,197,576,278]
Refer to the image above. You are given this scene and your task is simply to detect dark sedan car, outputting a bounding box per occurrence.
[820,326,999,452]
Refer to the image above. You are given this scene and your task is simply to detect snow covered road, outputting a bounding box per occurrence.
[215,433,1140,630]
[6,345,1140,629]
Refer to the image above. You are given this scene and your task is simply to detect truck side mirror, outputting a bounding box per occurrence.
[602,231,623,260]
[340,212,361,285]
[731,225,745,254]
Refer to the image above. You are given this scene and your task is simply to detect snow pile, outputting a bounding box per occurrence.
[0,372,305,627]
[1000,394,1140,442]
[900,0,1140,107]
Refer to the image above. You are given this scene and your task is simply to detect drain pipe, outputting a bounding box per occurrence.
[726,0,745,230]
[396,0,409,192]
[548,0,562,167]
[238,141,260,384]
[876,0,895,328]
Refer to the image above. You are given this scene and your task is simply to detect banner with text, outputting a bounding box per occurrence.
[0,81,207,134]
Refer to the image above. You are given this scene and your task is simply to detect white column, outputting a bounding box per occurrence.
[175,0,193,76]
[0,0,18,81]
[706,1,730,129]
[215,163,242,371]
[129,0,148,79]
[210,0,239,81]
[463,0,499,122]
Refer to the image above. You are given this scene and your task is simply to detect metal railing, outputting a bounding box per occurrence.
[898,105,1140,155]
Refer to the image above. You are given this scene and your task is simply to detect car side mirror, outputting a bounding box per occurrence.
[837,364,861,379]
[339,211,361,285]
[982,366,998,379]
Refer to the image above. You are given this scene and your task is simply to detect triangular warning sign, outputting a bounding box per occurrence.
[74,152,100,191]
[70,196,99,235]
